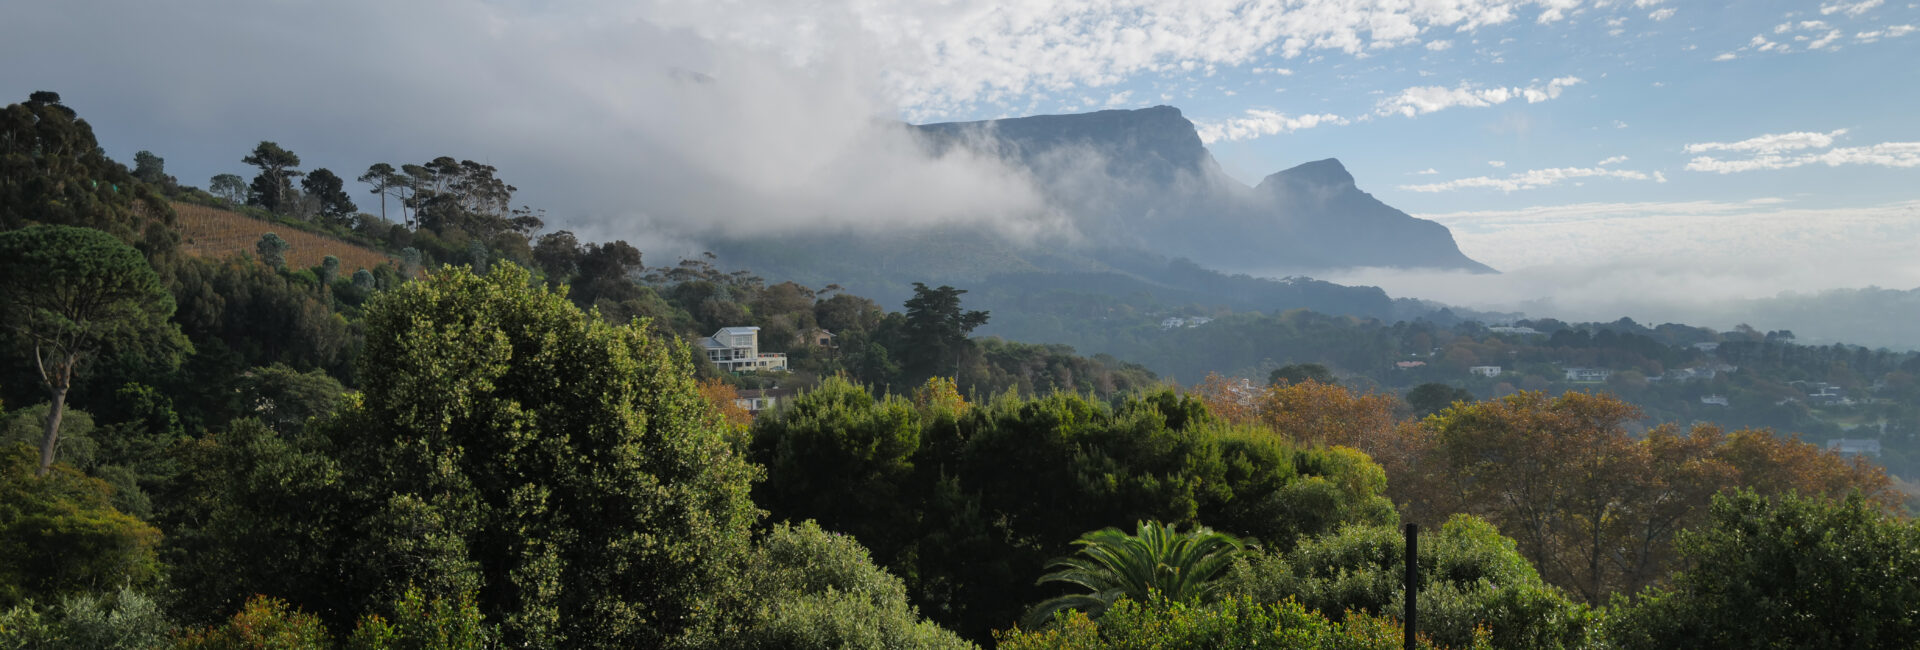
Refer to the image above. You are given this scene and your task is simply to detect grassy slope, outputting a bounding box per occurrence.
[174,202,393,273]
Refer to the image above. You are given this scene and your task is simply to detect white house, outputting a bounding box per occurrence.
[1564,367,1613,383]
[733,388,796,414]
[699,326,788,372]
[1700,395,1729,406]
[1488,326,1541,335]
[1469,365,1502,377]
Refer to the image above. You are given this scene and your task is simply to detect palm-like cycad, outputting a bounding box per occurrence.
[1023,520,1248,627]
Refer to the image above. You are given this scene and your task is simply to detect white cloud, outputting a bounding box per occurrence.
[1684,129,1847,154]
[1193,110,1349,143]
[1375,76,1582,118]
[645,0,1615,118]
[1414,168,1440,175]
[1820,0,1884,16]
[1713,52,1738,61]
[1688,141,1920,173]
[1633,0,1665,6]
[1649,8,1676,20]
[1857,24,1918,41]
[1399,166,1664,192]
[1425,40,1453,51]
[1682,131,1920,174]
[1597,155,1629,165]
[1809,29,1844,49]
[1104,90,1134,107]
[1488,160,1507,167]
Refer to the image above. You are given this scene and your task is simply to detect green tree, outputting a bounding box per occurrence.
[175,596,331,650]
[1,93,176,256]
[242,141,302,213]
[319,255,342,287]
[901,283,988,383]
[313,263,759,647]
[1025,521,1247,627]
[160,418,349,626]
[356,163,402,224]
[1269,363,1335,387]
[208,173,247,205]
[1224,515,1596,650]
[344,588,497,650]
[0,445,163,607]
[1405,383,1474,417]
[131,150,171,188]
[0,226,185,476]
[999,595,1475,650]
[688,521,973,650]
[1608,491,1920,649]
[301,168,357,225]
[256,232,290,270]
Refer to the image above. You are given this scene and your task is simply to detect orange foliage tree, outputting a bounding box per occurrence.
[696,378,752,434]
[1398,390,1894,602]
[1191,373,1397,450]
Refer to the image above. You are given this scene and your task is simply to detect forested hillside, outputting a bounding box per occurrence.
[4,91,1918,649]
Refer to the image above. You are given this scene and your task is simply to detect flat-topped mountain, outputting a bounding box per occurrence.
[909,106,1493,274]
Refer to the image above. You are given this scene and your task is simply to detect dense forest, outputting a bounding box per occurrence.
[4,91,1919,648]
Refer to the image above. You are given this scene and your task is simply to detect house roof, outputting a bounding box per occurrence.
[698,337,727,349]
[717,326,761,336]
[737,388,797,399]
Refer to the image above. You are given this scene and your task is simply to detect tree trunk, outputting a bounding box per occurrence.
[38,383,66,477]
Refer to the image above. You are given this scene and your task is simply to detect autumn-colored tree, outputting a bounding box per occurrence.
[1190,373,1257,425]
[911,376,968,416]
[697,377,752,434]
[1399,391,1898,603]
[1191,373,1396,450]
[1257,379,1397,450]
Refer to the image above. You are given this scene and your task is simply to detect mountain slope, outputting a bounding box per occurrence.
[908,106,1493,274]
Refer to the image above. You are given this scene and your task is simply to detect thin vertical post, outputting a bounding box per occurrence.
[1404,522,1418,650]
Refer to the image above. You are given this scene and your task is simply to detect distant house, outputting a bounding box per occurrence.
[1700,395,1729,406]
[1693,342,1720,352]
[1488,326,1541,335]
[1396,361,1427,369]
[733,387,796,415]
[1564,367,1613,383]
[1161,316,1214,329]
[1664,367,1718,381]
[1469,365,1502,378]
[699,326,788,372]
[1826,438,1882,456]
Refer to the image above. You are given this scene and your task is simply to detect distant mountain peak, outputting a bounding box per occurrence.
[1262,158,1355,189]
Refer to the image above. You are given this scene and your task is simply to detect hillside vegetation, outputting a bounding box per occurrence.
[174,201,394,272]
[4,90,1919,649]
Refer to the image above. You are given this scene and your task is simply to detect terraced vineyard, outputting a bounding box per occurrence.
[174,202,394,272]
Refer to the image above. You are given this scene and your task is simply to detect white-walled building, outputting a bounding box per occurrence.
[1565,367,1613,383]
[700,326,788,372]
[1469,365,1502,377]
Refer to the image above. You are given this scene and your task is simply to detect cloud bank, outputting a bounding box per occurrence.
[1325,199,1920,340]
[1,0,1069,248]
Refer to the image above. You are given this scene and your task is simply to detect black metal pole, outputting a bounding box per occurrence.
[1404,522,1418,650]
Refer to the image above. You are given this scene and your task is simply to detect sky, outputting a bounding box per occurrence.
[5,0,1919,330]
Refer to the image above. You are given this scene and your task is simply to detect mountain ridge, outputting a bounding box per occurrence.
[907,105,1494,275]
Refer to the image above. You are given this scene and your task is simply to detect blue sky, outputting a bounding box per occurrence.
[4,0,1918,326]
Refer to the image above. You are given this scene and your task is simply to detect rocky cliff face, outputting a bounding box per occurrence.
[911,106,1494,274]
